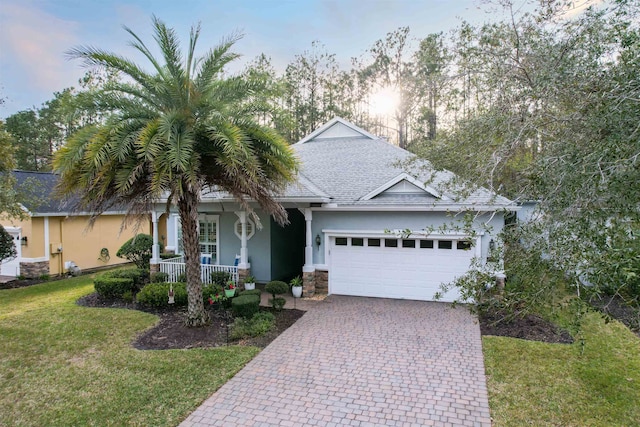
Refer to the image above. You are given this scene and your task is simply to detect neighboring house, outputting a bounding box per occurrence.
[153,117,518,302]
[0,171,150,278]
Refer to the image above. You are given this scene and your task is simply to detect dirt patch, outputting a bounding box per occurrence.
[0,277,51,290]
[77,292,305,350]
[590,295,640,338]
[479,311,574,344]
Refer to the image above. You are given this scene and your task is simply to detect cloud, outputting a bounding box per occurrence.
[0,2,80,92]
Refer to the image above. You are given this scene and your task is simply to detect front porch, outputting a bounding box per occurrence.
[158,255,239,284]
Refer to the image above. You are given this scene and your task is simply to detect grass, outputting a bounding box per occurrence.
[483,309,640,426]
[0,275,259,426]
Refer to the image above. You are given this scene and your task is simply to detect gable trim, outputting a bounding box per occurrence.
[296,117,378,144]
[360,173,449,201]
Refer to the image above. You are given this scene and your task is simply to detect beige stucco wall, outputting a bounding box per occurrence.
[158,213,168,252]
[48,214,150,275]
[3,212,151,276]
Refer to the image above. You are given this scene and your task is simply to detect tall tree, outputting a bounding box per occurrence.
[54,18,298,326]
[5,110,48,171]
[0,120,23,218]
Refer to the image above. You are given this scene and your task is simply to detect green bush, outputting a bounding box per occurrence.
[102,268,148,287]
[240,289,262,297]
[265,281,288,310]
[265,280,288,296]
[116,234,153,270]
[202,283,223,305]
[136,282,188,307]
[231,294,260,318]
[160,253,178,260]
[0,224,16,263]
[210,271,231,287]
[177,273,186,283]
[230,311,275,340]
[150,272,169,283]
[94,277,135,299]
[268,297,287,311]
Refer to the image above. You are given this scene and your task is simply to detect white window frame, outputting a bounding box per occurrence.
[175,214,220,265]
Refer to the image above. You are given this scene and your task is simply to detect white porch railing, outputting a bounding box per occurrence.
[159,256,238,284]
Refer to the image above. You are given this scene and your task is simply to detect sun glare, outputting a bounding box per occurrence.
[369,86,400,117]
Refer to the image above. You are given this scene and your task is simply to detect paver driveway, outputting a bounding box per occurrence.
[180,296,491,426]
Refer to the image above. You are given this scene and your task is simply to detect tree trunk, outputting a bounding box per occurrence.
[178,188,208,327]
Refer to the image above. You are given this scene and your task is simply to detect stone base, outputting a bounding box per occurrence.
[19,261,50,278]
[238,268,250,287]
[303,270,316,297]
[150,263,160,274]
[315,269,328,294]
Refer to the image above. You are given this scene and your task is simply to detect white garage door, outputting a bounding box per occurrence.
[329,236,477,302]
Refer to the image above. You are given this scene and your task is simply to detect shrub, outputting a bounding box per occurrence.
[102,268,148,288]
[137,282,188,307]
[0,224,16,263]
[211,271,231,287]
[116,234,153,270]
[231,294,260,318]
[94,277,135,299]
[202,283,223,305]
[268,297,287,311]
[240,289,262,297]
[265,281,288,310]
[230,311,275,340]
[265,280,288,296]
[122,290,134,303]
[150,272,169,283]
[177,273,186,283]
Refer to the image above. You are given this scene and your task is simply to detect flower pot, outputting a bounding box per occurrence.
[224,289,236,298]
[244,282,255,291]
[292,285,303,298]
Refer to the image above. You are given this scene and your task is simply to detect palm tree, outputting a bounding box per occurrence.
[54,17,298,326]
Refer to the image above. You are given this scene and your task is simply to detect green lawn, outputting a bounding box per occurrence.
[0,275,259,427]
[483,311,640,426]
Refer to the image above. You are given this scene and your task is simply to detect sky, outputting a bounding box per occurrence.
[0,0,521,118]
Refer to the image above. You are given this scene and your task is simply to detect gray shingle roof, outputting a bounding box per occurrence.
[289,133,513,208]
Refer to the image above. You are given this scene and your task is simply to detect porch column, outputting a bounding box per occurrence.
[151,210,160,271]
[235,211,250,285]
[302,208,316,296]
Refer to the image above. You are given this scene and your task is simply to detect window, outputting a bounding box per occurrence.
[402,239,416,248]
[177,214,219,263]
[335,237,348,246]
[438,240,453,249]
[368,238,381,247]
[352,238,364,246]
[457,240,473,250]
[384,239,398,248]
[234,218,255,240]
[420,240,434,249]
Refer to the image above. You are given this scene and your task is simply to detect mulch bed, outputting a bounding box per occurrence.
[590,294,640,338]
[0,277,51,290]
[76,293,305,350]
[479,311,574,344]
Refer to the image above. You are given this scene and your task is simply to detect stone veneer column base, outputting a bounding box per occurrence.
[303,270,316,297]
[150,263,160,274]
[237,268,250,287]
[315,269,329,294]
[19,261,50,278]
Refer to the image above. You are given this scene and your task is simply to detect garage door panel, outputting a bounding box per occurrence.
[330,236,474,302]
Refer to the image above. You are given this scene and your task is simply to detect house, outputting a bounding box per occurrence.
[0,171,150,278]
[152,117,518,302]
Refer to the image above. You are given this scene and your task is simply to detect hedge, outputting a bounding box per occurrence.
[239,289,262,297]
[101,268,148,287]
[231,294,261,318]
[94,277,135,299]
[136,282,188,307]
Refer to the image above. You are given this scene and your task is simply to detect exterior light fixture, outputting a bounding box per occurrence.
[20,236,28,246]
[315,234,321,248]
[489,239,495,252]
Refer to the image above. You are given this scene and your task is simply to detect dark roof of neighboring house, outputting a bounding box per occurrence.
[13,170,69,214]
[12,170,125,216]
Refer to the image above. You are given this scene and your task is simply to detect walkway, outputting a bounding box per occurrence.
[181,296,491,426]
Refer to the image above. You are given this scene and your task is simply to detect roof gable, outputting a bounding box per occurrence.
[360,173,447,201]
[297,117,377,144]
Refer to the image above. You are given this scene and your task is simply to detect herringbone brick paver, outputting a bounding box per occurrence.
[180,296,491,426]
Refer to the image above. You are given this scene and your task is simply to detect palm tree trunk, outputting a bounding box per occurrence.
[178,188,208,327]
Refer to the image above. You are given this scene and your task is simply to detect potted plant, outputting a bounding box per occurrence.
[208,292,226,309]
[290,276,303,298]
[244,275,256,291]
[224,280,236,298]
